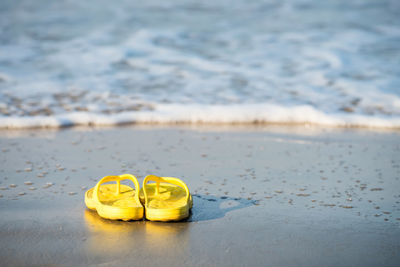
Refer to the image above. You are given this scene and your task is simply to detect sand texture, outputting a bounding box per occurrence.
[0,126,399,266]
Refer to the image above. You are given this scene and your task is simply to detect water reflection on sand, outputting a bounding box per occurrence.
[84,209,190,257]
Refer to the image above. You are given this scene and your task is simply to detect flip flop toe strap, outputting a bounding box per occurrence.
[93,174,140,204]
[143,175,190,205]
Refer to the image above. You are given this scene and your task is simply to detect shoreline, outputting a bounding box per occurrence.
[1,119,400,131]
[1,103,400,130]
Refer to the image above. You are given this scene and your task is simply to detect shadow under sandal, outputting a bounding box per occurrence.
[141,175,193,222]
[84,174,144,221]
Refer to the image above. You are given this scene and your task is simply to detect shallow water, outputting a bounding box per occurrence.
[0,0,400,128]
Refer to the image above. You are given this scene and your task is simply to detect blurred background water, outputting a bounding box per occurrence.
[0,0,399,128]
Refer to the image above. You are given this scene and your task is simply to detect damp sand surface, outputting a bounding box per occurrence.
[0,125,399,266]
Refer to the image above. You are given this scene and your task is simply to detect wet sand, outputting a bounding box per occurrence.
[0,125,399,266]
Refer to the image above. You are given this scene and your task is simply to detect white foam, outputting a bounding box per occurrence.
[0,104,399,129]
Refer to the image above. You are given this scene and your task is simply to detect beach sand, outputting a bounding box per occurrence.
[0,125,399,266]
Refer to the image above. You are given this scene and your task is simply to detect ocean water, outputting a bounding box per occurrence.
[0,0,399,129]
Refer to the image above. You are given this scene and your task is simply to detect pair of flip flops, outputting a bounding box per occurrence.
[85,174,192,222]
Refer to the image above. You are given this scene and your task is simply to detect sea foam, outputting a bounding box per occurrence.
[0,104,399,129]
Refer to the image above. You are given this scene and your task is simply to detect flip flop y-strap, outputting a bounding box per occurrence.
[142,175,190,205]
[93,174,141,204]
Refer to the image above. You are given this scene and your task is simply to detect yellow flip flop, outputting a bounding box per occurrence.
[84,174,144,221]
[140,175,192,222]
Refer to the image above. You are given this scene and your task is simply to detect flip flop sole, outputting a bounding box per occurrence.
[85,183,143,221]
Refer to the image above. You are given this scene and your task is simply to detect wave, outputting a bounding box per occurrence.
[1,1,399,131]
